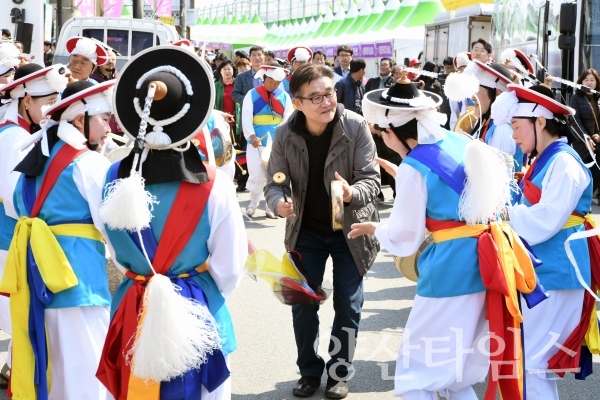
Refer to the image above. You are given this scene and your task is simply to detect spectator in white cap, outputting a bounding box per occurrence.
[242,63,293,218]
[283,46,313,97]
[65,36,108,83]
[0,43,20,85]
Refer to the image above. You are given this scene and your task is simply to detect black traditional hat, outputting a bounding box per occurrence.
[363,71,443,111]
[113,45,214,150]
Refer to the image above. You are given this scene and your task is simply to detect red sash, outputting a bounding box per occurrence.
[425,217,523,400]
[522,167,600,376]
[255,85,285,116]
[96,166,216,400]
[0,116,30,133]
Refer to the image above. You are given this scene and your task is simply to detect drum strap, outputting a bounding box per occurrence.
[407,143,465,195]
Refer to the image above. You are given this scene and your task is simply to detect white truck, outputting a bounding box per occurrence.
[54,17,180,70]
[422,4,493,65]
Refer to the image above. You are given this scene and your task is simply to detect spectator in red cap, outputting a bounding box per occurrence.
[407,58,421,81]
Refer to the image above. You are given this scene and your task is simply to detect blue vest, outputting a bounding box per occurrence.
[250,87,287,146]
[0,124,18,251]
[403,131,486,298]
[520,145,592,290]
[13,141,111,308]
[105,176,237,356]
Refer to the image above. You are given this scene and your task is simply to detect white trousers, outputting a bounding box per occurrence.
[521,289,584,400]
[394,293,489,398]
[245,145,268,209]
[45,306,113,400]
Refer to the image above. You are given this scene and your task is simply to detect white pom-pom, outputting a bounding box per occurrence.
[100,172,158,232]
[74,38,97,59]
[458,140,512,225]
[444,72,480,102]
[128,274,222,382]
[0,44,20,69]
[293,47,311,62]
[490,91,519,126]
[145,130,172,148]
[45,64,69,93]
[500,49,517,66]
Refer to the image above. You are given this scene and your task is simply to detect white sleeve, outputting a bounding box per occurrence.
[283,92,294,121]
[0,127,33,218]
[206,169,248,297]
[508,153,591,245]
[242,91,256,140]
[72,151,111,236]
[375,162,428,256]
[488,123,516,156]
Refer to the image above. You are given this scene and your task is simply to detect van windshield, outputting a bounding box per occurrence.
[82,29,159,56]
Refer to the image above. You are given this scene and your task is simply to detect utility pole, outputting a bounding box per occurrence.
[133,0,143,19]
[179,0,186,38]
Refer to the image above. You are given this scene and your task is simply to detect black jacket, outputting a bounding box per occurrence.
[570,92,600,137]
[335,74,364,115]
[365,75,394,93]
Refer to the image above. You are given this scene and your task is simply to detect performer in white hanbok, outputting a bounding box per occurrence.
[349,73,540,400]
[96,45,246,400]
[499,84,599,400]
[242,63,293,218]
[1,79,115,399]
[0,62,68,386]
[0,43,20,85]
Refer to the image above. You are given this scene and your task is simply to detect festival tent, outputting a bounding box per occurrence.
[331,1,359,37]
[297,15,324,45]
[226,13,268,45]
[274,20,299,48]
[370,0,401,32]
[307,8,334,44]
[403,0,445,27]
[355,0,386,35]
[344,0,372,36]
[283,18,310,47]
[385,0,419,30]
[260,20,279,46]
[320,6,347,39]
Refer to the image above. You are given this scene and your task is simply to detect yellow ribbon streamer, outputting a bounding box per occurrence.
[431,221,536,321]
[0,217,100,399]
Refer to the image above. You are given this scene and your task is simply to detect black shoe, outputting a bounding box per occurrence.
[236,185,247,193]
[292,376,321,397]
[377,192,384,201]
[324,377,348,399]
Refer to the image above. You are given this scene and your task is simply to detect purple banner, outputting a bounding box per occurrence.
[325,46,337,58]
[313,46,325,54]
[375,41,393,58]
[155,0,173,17]
[360,43,376,58]
[350,44,360,57]
[220,43,232,51]
[104,0,124,17]
[78,0,96,17]
[274,50,283,59]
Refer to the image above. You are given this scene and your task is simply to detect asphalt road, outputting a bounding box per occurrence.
[0,186,598,399]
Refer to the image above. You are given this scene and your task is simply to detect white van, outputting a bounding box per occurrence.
[54,17,180,70]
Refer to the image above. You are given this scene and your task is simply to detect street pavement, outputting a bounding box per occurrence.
[0,186,598,399]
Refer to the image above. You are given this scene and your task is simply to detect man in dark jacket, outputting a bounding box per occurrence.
[334,59,366,115]
[365,58,394,92]
[265,63,380,399]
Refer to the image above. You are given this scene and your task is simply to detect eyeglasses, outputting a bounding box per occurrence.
[297,90,336,105]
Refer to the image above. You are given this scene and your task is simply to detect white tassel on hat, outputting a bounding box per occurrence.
[458,139,512,225]
[443,72,480,102]
[127,274,222,382]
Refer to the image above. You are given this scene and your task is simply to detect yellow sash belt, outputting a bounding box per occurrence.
[431,221,536,321]
[0,216,101,398]
[253,115,283,125]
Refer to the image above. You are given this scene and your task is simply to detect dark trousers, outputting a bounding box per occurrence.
[235,134,249,187]
[292,228,364,381]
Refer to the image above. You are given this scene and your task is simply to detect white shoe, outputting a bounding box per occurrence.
[265,209,278,219]
[246,207,255,217]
